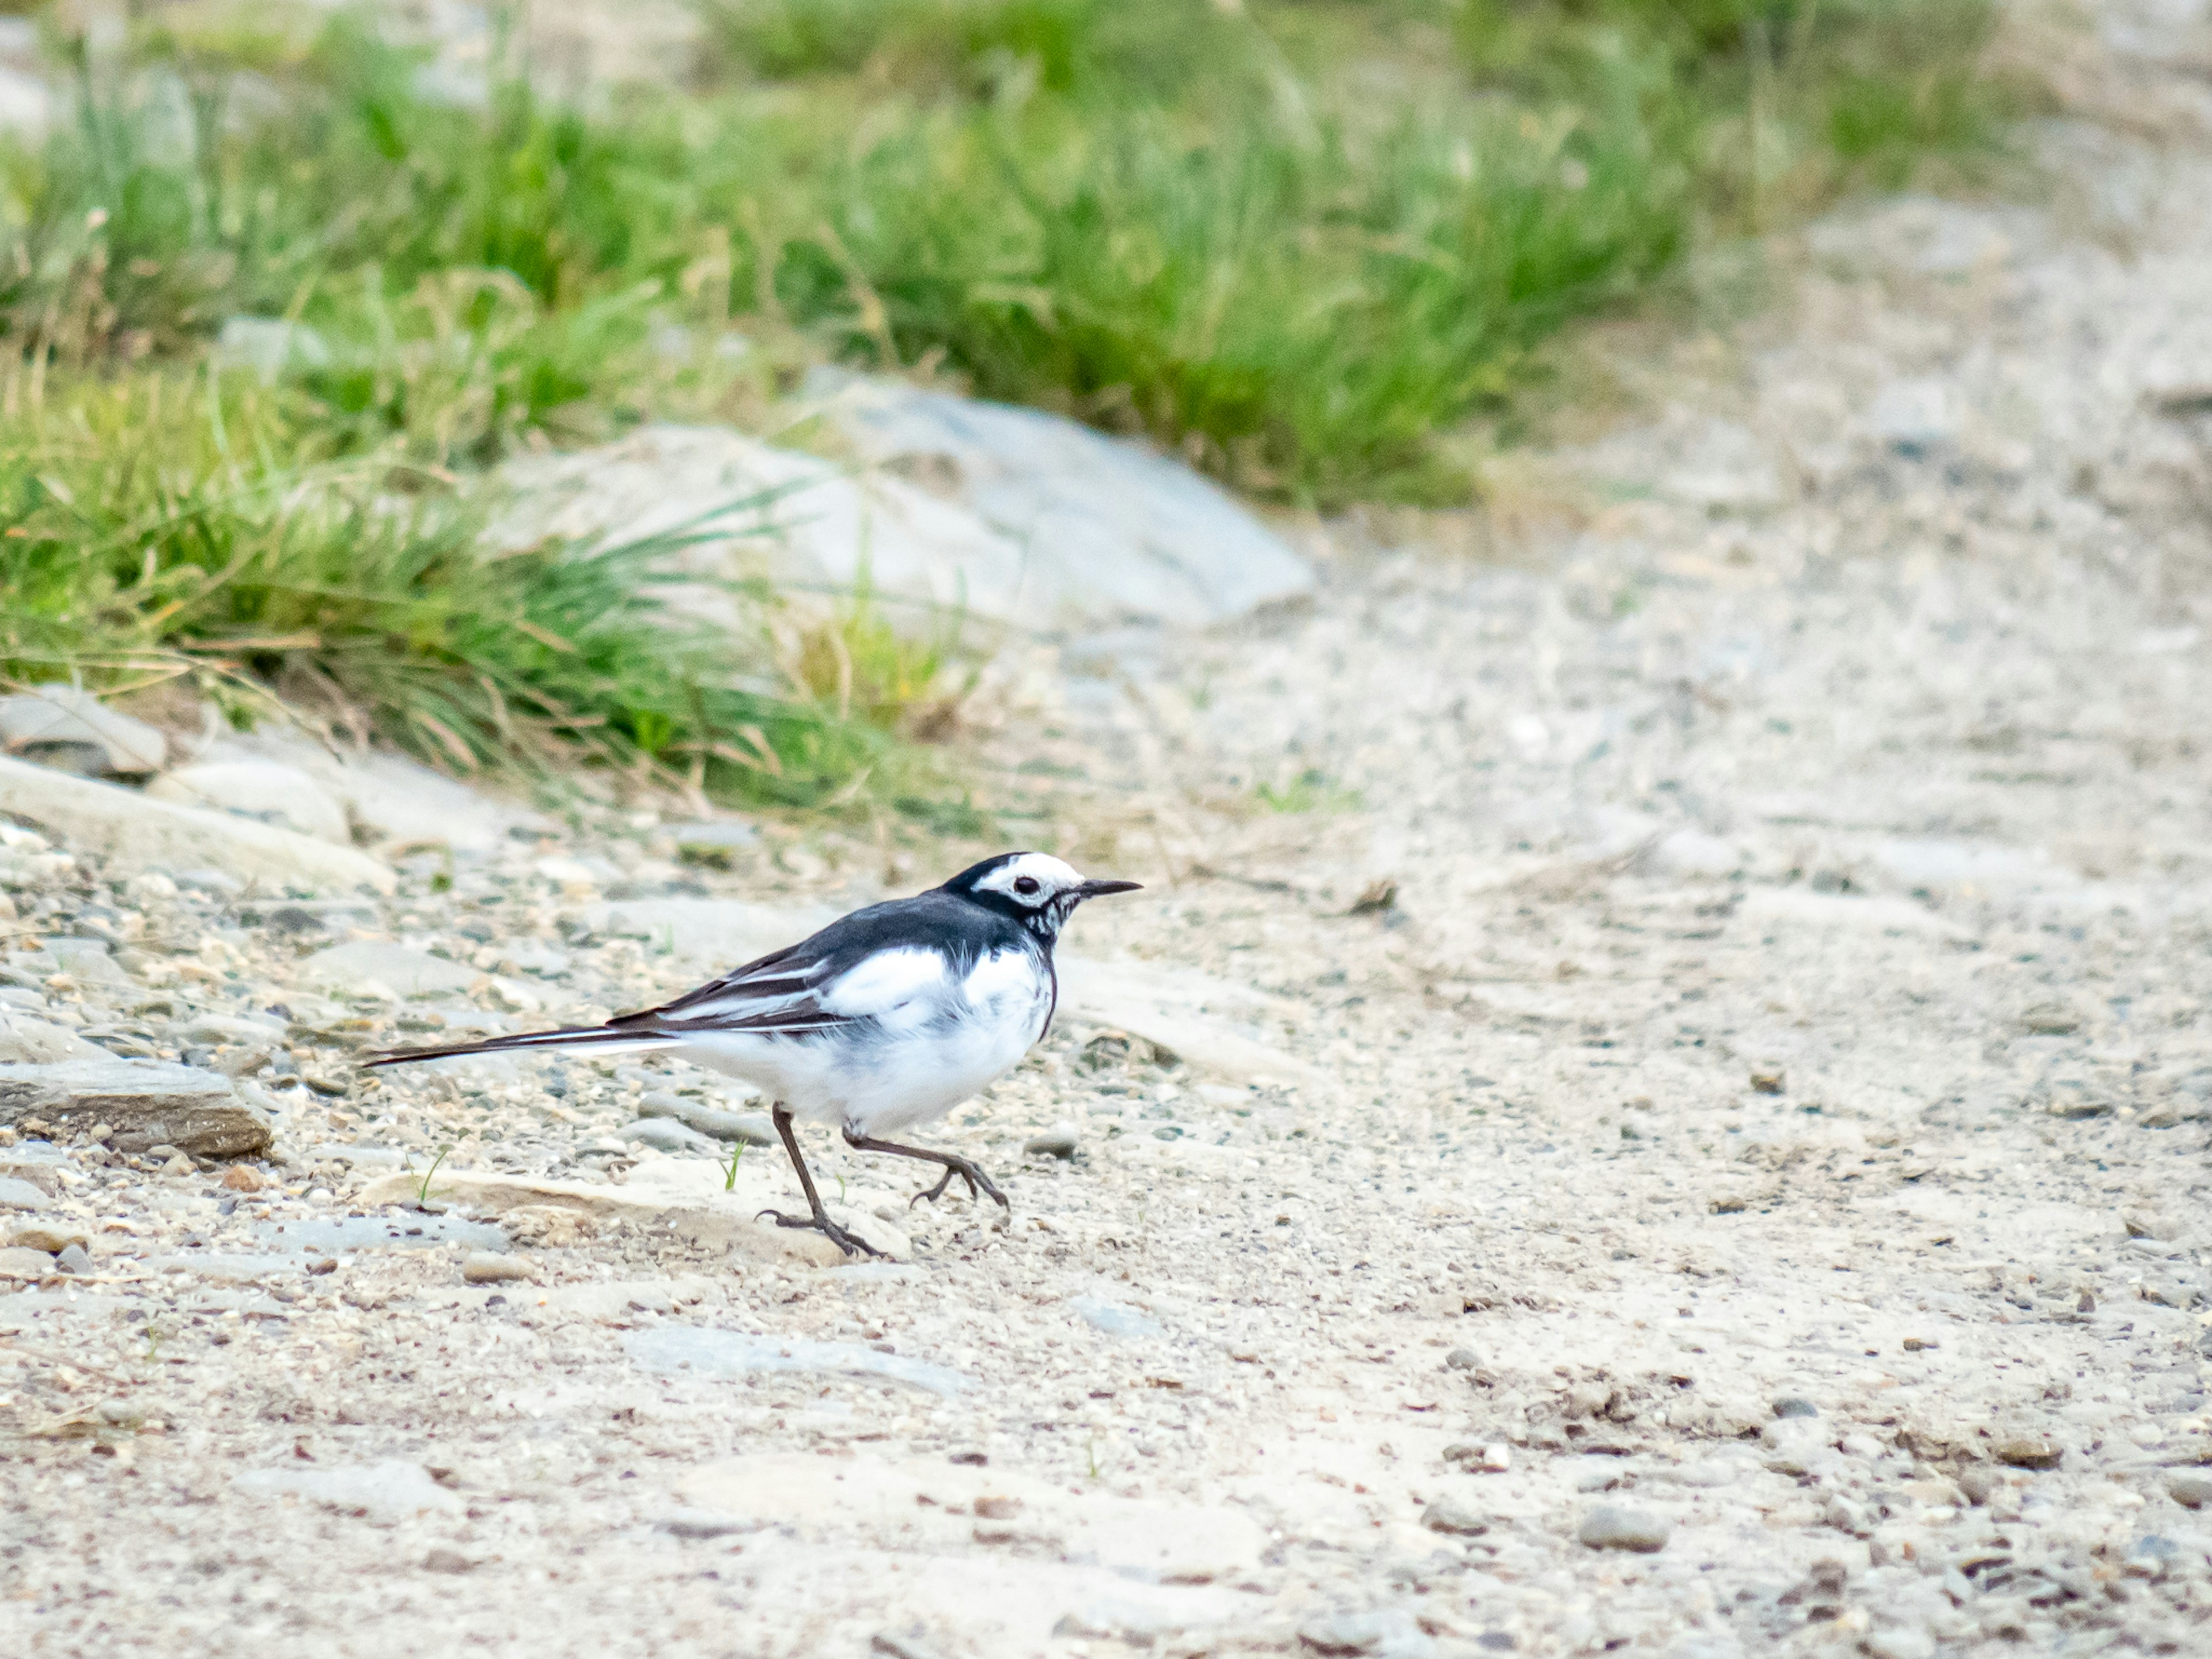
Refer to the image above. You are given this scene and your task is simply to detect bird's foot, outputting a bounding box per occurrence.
[907,1156,1009,1213]
[755,1207,885,1259]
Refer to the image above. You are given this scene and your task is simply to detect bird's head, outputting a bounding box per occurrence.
[941,851,1141,940]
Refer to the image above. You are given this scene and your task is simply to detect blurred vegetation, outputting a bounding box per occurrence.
[0,0,2032,806]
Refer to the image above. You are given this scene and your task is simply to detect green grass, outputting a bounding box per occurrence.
[0,367,921,808]
[0,1,2031,806]
[1,3,2028,500]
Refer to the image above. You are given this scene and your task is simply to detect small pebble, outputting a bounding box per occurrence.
[162,1154,196,1177]
[1995,1438,2061,1471]
[1955,1464,2000,1506]
[1862,1628,1936,1659]
[1420,1495,1490,1536]
[1296,1609,1421,1656]
[461,1252,534,1285]
[1749,1067,1785,1094]
[55,1241,94,1275]
[619,1117,717,1154]
[1573,1460,1623,1493]
[1021,1124,1079,1159]
[421,1547,474,1573]
[1578,1505,1670,1553]
[1444,1347,1480,1371]
[221,1165,266,1193]
[2166,1471,2211,1509]
[1771,1396,1820,1419]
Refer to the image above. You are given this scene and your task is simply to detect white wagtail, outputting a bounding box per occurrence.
[367,852,1140,1257]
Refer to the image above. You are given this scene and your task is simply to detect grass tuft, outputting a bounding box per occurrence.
[0,368,921,808]
[0,1,2033,809]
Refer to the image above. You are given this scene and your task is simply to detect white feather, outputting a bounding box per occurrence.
[671,944,1051,1137]
[819,946,951,1024]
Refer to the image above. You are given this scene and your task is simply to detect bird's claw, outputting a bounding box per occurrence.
[906,1159,1009,1213]
[754,1206,885,1259]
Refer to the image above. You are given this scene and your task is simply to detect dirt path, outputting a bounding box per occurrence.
[6,5,2212,1657]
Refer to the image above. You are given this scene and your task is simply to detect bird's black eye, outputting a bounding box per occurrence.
[1013,875,1041,896]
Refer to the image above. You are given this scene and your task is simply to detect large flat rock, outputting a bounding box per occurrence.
[810,372,1317,629]
[491,399,1316,638]
[0,755,393,894]
[492,424,1037,634]
[201,731,552,855]
[0,1059,269,1156]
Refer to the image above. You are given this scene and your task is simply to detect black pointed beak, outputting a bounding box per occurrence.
[1075,878,1142,899]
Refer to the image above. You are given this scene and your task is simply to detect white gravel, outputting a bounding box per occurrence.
[3,5,2212,1657]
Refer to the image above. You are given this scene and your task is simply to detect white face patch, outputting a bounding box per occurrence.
[971,852,1085,909]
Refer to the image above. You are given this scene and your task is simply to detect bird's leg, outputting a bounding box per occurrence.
[757,1106,883,1259]
[842,1129,1010,1213]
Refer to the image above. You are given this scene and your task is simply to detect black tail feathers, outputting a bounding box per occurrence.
[363,1025,676,1069]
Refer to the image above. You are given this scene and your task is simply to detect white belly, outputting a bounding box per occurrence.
[671,950,1051,1137]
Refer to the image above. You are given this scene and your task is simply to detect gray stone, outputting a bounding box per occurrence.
[0,755,393,894]
[0,1059,267,1156]
[1955,1464,2001,1506]
[1577,1505,1671,1552]
[1772,1396,1820,1419]
[1444,1347,1481,1372]
[812,372,1318,629]
[1294,1607,1434,1657]
[624,1326,966,1396]
[1573,1459,1623,1492]
[619,1116,718,1154]
[54,1241,93,1274]
[656,1510,760,1540]
[183,1013,289,1048]
[46,939,127,984]
[0,1244,53,1278]
[461,1251,534,1284]
[2165,1471,2211,1509]
[1420,1496,1490,1536]
[492,424,1033,637]
[632,1094,776,1145]
[147,759,352,845]
[148,1252,304,1282]
[208,732,549,855]
[1023,1124,1080,1158]
[0,685,167,776]
[868,1626,948,1659]
[233,1460,461,1521]
[296,941,477,999]
[1067,1295,1165,1339]
[0,1011,107,1065]
[254,1213,510,1254]
[1994,1438,2062,1471]
[1862,1628,1937,1659]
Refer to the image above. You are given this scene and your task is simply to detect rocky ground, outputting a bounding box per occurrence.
[7,3,2212,1657]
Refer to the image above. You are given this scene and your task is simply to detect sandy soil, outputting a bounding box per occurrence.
[5,4,2212,1657]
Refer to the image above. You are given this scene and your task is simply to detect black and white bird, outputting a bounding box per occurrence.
[365,852,1139,1257]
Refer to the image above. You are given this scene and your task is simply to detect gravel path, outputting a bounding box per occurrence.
[6,5,2212,1657]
